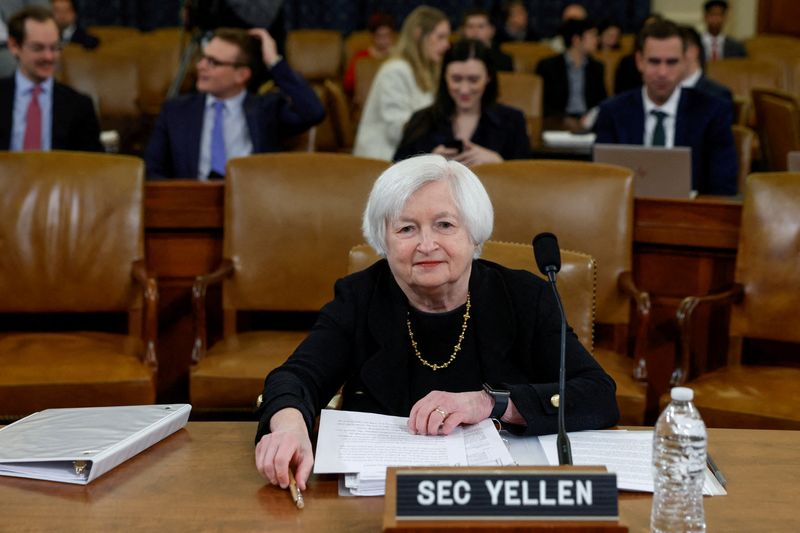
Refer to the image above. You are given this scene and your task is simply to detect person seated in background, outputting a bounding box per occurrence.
[594,19,737,196]
[536,18,606,120]
[0,6,102,152]
[51,0,98,50]
[144,27,324,179]
[545,3,587,53]
[597,19,622,51]
[460,8,513,72]
[701,0,745,62]
[494,0,539,45]
[353,5,450,161]
[254,154,620,490]
[681,25,732,103]
[395,39,529,165]
[342,13,394,97]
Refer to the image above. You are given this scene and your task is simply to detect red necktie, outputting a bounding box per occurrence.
[711,37,718,61]
[23,85,42,151]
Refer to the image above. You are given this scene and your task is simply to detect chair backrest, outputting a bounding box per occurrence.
[706,59,784,101]
[130,29,184,116]
[500,42,556,73]
[85,25,141,44]
[344,30,372,67]
[496,71,542,146]
[286,29,343,81]
[352,56,385,123]
[472,161,634,326]
[732,172,800,343]
[311,80,354,152]
[59,45,140,119]
[222,154,390,314]
[752,88,800,171]
[593,49,624,96]
[0,152,144,313]
[732,125,755,192]
[348,241,596,351]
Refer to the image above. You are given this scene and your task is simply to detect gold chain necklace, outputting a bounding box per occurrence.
[406,292,471,371]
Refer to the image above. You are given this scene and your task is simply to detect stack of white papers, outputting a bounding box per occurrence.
[314,410,514,496]
[542,130,596,148]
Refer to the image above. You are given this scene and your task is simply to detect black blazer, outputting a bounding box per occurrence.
[0,76,103,152]
[394,103,530,162]
[256,259,619,441]
[535,53,607,117]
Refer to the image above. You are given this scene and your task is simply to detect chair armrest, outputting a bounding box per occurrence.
[672,283,744,386]
[131,259,159,370]
[191,259,236,364]
[617,271,651,381]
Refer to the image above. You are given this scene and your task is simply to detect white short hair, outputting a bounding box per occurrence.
[362,154,494,257]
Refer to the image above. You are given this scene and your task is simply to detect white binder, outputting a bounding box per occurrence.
[0,404,191,485]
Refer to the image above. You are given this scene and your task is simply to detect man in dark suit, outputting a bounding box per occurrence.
[594,19,737,196]
[0,6,102,152]
[681,26,732,103]
[51,0,99,50]
[144,27,324,179]
[461,8,513,72]
[536,18,606,119]
[702,0,746,62]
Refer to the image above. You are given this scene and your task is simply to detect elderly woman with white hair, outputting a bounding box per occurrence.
[254,154,618,490]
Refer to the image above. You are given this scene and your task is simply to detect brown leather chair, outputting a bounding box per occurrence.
[84,25,141,45]
[348,241,596,351]
[190,154,390,411]
[671,172,800,429]
[352,56,385,125]
[706,59,783,126]
[343,30,372,68]
[59,45,142,153]
[499,42,556,73]
[752,88,800,171]
[732,125,755,193]
[593,49,624,96]
[0,152,157,420]
[285,30,352,152]
[472,161,650,425]
[496,71,543,149]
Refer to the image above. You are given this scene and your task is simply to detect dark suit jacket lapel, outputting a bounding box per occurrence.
[0,77,15,150]
[186,95,206,178]
[674,90,690,146]
[242,93,263,153]
[630,91,646,144]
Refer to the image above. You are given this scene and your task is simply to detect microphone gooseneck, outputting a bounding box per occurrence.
[533,233,573,466]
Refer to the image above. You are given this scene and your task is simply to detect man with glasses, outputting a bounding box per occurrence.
[144,27,324,179]
[0,5,102,152]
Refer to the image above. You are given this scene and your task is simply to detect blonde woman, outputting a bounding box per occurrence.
[353,5,451,160]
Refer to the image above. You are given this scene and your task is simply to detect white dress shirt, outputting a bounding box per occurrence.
[197,90,253,179]
[642,86,681,148]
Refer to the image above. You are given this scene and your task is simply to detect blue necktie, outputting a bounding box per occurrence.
[651,110,667,147]
[210,100,226,177]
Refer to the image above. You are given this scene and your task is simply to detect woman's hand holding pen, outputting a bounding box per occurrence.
[255,408,313,491]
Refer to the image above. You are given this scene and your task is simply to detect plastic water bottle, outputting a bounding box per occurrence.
[650,387,707,533]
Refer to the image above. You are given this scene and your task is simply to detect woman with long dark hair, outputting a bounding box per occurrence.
[394,39,530,166]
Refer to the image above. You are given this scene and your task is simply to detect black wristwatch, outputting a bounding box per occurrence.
[483,383,511,420]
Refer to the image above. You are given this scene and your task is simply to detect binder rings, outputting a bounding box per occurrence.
[0,404,191,485]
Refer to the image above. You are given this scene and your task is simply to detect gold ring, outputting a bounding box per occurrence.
[434,407,448,419]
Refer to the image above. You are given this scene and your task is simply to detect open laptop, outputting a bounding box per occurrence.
[593,144,694,199]
[788,151,800,172]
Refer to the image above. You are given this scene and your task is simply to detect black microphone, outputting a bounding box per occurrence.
[532,233,572,466]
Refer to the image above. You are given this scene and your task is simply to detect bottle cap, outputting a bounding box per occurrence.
[671,387,694,401]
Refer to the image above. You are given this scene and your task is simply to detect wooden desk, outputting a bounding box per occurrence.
[0,424,797,532]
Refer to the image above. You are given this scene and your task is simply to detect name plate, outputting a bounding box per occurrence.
[387,466,618,522]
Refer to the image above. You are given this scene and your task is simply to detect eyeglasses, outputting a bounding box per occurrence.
[23,43,63,53]
[199,54,245,69]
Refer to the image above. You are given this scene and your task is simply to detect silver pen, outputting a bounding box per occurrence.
[706,453,727,488]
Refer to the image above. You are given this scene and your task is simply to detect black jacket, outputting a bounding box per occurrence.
[536,53,607,117]
[0,76,103,152]
[256,259,619,441]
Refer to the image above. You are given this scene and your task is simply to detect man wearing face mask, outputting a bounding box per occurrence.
[0,5,102,152]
